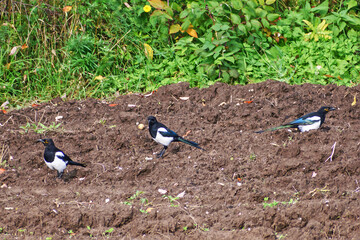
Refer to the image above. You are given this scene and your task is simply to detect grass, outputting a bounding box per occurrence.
[0,144,10,167]
[19,122,62,134]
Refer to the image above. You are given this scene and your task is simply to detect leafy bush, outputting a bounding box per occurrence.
[0,0,359,108]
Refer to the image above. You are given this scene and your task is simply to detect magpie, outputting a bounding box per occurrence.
[37,138,86,178]
[147,116,204,158]
[255,106,336,133]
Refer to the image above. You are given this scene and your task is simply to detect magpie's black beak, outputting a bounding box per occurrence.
[329,107,336,111]
[37,139,44,144]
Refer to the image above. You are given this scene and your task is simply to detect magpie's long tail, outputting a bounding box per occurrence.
[68,160,86,167]
[177,137,204,150]
[255,124,293,133]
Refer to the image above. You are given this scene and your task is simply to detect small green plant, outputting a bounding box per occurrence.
[68,229,74,238]
[263,197,279,208]
[98,118,106,125]
[303,19,332,41]
[19,122,61,134]
[194,224,209,232]
[183,226,188,231]
[263,197,297,208]
[122,190,149,214]
[103,227,114,236]
[249,153,256,161]
[123,190,144,205]
[18,228,26,233]
[162,195,179,207]
[275,232,287,239]
[46,237,53,240]
[86,226,92,237]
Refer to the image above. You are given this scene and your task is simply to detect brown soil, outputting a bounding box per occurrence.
[1,80,359,239]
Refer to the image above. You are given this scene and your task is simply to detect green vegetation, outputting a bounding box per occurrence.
[19,122,61,134]
[1,0,359,108]
[123,190,145,205]
[263,197,297,208]
[162,194,180,207]
[122,190,150,214]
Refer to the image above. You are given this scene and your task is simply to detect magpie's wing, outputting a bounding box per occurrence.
[158,127,179,137]
[55,151,72,163]
[289,115,321,125]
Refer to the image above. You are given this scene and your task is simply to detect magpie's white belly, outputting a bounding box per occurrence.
[298,121,321,132]
[45,152,67,173]
[154,128,174,146]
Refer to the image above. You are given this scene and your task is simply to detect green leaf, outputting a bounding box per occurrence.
[212,23,222,31]
[224,56,235,63]
[255,8,267,18]
[250,19,262,30]
[347,29,358,39]
[179,9,188,18]
[203,41,216,51]
[237,24,247,34]
[261,18,269,28]
[150,10,173,20]
[347,0,358,10]
[331,25,339,37]
[170,2,182,12]
[267,13,280,22]
[231,13,241,25]
[181,19,191,30]
[266,0,276,5]
[164,6,173,17]
[310,0,329,16]
[229,69,239,78]
[231,0,243,10]
[221,25,230,31]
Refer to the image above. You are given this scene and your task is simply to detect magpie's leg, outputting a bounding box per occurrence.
[157,146,167,158]
[57,171,63,178]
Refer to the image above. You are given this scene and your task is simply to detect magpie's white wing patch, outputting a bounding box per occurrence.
[298,120,321,132]
[44,151,67,173]
[306,116,321,122]
[154,127,174,146]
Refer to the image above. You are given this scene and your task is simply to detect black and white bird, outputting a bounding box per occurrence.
[147,116,204,158]
[255,106,336,133]
[37,138,86,178]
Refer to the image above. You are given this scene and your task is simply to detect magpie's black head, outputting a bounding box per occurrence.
[318,106,336,114]
[37,138,55,147]
[148,116,157,125]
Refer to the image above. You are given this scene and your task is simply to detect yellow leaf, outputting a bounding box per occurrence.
[318,20,327,31]
[21,43,28,49]
[5,63,11,70]
[302,20,313,28]
[169,24,181,34]
[94,75,105,80]
[186,28,198,38]
[148,0,165,9]
[146,207,154,213]
[352,94,357,106]
[63,6,72,13]
[144,43,153,60]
